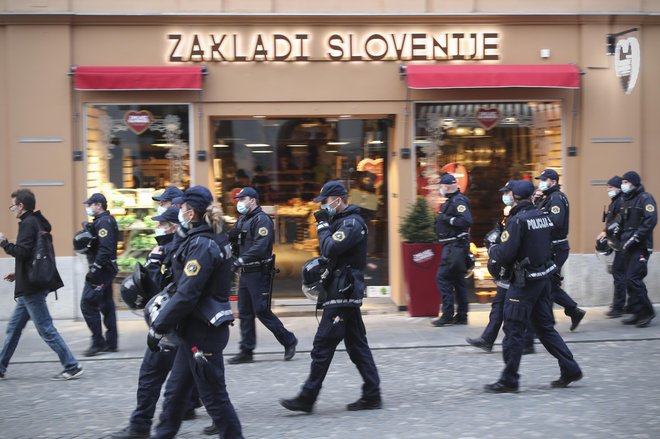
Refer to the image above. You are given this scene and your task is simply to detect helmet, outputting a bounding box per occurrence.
[301,257,330,303]
[143,289,181,350]
[120,263,154,310]
[595,237,613,255]
[487,258,510,282]
[73,230,95,254]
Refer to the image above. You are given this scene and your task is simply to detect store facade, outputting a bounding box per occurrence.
[1,2,659,319]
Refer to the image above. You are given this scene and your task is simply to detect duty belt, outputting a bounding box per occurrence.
[551,238,568,245]
[438,232,469,244]
[240,257,274,273]
[526,262,558,279]
[322,298,363,307]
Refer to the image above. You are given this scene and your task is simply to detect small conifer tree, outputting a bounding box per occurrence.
[399,197,437,243]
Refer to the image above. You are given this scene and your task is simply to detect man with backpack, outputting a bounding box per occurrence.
[0,188,83,380]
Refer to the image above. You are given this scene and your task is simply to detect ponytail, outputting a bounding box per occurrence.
[204,202,225,234]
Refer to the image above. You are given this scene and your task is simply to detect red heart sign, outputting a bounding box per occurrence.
[475,108,500,130]
[124,110,153,135]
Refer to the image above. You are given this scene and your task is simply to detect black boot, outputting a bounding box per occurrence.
[431,315,454,327]
[484,382,518,393]
[202,423,219,435]
[284,337,298,361]
[110,426,149,439]
[347,397,382,411]
[466,337,493,353]
[280,396,314,413]
[228,350,254,364]
[568,307,586,331]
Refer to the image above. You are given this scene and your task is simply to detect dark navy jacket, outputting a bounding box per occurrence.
[87,210,119,270]
[144,233,177,293]
[435,190,472,244]
[604,192,624,229]
[488,201,555,277]
[535,185,569,248]
[153,223,234,333]
[235,206,274,263]
[318,204,367,308]
[620,185,657,251]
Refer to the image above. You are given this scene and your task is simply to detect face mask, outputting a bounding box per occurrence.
[154,227,168,237]
[86,207,95,217]
[156,205,168,216]
[621,183,632,194]
[538,181,549,192]
[237,201,249,215]
[178,209,190,229]
[439,188,447,196]
[502,194,514,206]
[607,190,619,199]
[321,198,340,218]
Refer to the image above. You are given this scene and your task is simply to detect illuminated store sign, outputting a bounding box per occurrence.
[167,32,499,62]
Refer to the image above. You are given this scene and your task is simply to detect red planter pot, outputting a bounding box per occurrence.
[401,242,442,317]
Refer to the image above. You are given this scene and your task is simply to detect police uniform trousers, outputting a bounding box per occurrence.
[481,286,534,349]
[623,248,654,318]
[299,307,380,402]
[129,348,199,434]
[152,319,242,439]
[80,270,117,350]
[611,250,629,311]
[500,278,581,388]
[435,243,468,319]
[550,247,579,313]
[237,271,295,352]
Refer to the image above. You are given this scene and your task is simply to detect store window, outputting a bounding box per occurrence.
[85,103,191,274]
[415,101,563,300]
[211,117,390,298]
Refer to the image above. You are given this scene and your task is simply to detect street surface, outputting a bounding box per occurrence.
[1,303,659,439]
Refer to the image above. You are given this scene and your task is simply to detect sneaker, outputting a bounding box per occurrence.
[284,337,298,361]
[346,397,382,411]
[51,366,84,381]
[227,351,254,365]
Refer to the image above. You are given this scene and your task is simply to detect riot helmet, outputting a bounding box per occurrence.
[301,257,330,303]
[143,288,181,350]
[595,237,614,255]
[73,230,95,254]
[120,263,154,309]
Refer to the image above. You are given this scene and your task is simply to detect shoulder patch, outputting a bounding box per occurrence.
[646,204,655,213]
[550,206,561,215]
[500,231,509,242]
[98,228,108,238]
[258,227,269,236]
[160,264,167,275]
[184,260,201,277]
[332,231,346,242]
[457,205,467,213]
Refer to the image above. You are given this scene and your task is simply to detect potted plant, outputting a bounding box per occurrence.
[399,197,442,317]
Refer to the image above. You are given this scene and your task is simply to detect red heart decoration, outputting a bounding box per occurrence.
[124,110,153,135]
[475,108,500,130]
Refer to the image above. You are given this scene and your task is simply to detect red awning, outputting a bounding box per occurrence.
[405,64,580,89]
[73,66,205,91]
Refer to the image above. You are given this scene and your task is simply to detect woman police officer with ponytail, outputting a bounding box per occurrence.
[147,186,243,439]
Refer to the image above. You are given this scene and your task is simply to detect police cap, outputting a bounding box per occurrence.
[151,206,180,223]
[622,171,641,186]
[172,185,213,211]
[152,186,184,202]
[606,176,622,188]
[233,187,260,200]
[535,169,559,181]
[499,180,535,199]
[83,193,107,206]
[440,173,457,185]
[314,181,347,202]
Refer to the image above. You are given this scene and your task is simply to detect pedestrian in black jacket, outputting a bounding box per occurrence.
[0,188,83,380]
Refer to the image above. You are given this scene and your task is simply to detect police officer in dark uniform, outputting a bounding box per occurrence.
[81,193,119,357]
[280,181,381,413]
[596,176,628,318]
[228,187,297,364]
[534,169,586,331]
[619,171,657,328]
[484,180,582,393]
[148,186,242,439]
[153,186,184,216]
[112,206,198,439]
[432,173,473,327]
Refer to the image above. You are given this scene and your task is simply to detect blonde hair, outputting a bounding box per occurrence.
[204,202,225,234]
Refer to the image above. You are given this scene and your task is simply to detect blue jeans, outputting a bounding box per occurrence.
[0,291,79,374]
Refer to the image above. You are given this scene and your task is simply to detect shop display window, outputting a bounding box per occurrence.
[415,101,563,300]
[84,104,191,276]
[211,117,390,298]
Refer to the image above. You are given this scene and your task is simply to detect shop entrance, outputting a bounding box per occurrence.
[415,101,563,302]
[211,116,390,298]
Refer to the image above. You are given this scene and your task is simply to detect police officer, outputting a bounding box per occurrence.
[148,186,242,439]
[619,171,657,328]
[228,187,297,364]
[280,180,381,413]
[534,169,586,331]
[432,173,473,327]
[80,193,119,356]
[112,206,198,439]
[153,186,184,215]
[484,180,582,393]
[596,176,628,318]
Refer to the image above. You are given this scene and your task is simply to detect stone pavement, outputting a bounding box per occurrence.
[0,301,659,438]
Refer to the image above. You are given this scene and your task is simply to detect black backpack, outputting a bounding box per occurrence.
[28,230,58,288]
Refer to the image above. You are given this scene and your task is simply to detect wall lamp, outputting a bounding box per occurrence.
[607,28,638,55]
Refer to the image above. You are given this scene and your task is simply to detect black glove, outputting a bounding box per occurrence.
[85,265,101,285]
[313,209,330,223]
[622,234,639,251]
[147,327,164,352]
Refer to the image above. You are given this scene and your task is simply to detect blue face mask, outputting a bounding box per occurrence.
[178,209,190,229]
[321,198,339,218]
[621,183,633,194]
[237,201,249,215]
[538,180,550,192]
[502,194,514,206]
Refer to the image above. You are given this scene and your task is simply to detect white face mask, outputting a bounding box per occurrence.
[178,209,191,229]
[86,206,95,217]
[538,180,550,191]
[502,194,514,206]
[156,205,168,216]
[621,183,633,194]
[607,189,619,199]
[154,227,168,237]
[237,201,249,215]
